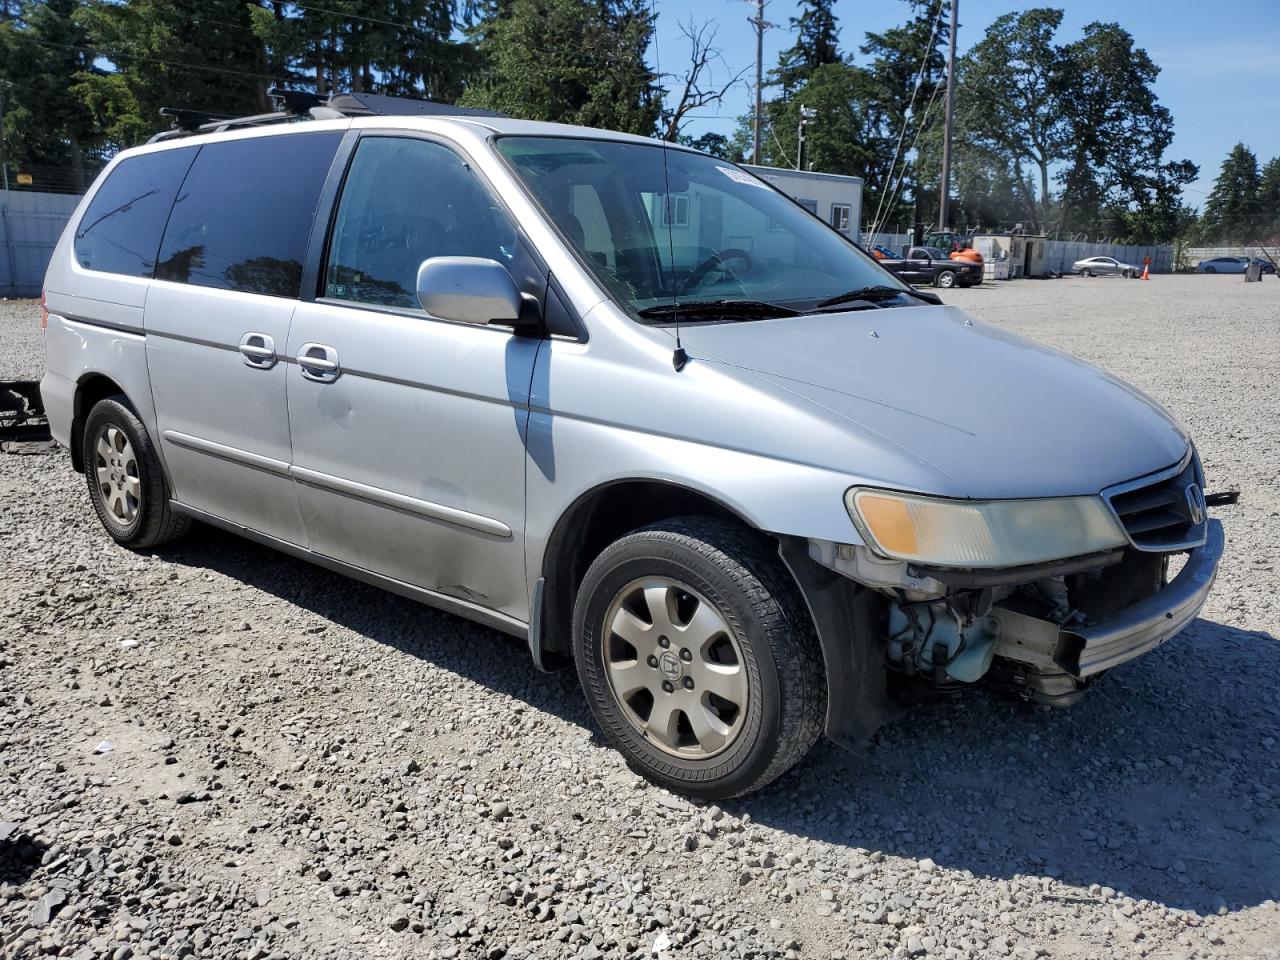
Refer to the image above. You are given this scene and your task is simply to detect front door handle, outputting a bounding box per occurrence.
[238,332,277,369]
[298,342,341,383]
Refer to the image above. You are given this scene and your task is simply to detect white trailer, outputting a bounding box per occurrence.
[742,165,864,241]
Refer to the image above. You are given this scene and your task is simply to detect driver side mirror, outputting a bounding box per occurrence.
[416,257,536,327]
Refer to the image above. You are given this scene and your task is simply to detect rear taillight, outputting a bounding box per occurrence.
[39,290,48,329]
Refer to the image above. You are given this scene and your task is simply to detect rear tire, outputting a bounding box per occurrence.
[573,517,826,799]
[82,397,190,549]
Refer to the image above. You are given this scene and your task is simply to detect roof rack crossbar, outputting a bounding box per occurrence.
[147,89,508,144]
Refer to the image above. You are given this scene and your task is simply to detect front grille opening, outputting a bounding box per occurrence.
[1106,458,1205,550]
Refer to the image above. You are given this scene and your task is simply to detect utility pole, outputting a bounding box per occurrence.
[796,105,816,171]
[938,0,958,233]
[746,0,773,165]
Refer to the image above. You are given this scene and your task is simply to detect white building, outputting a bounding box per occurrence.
[742,165,864,241]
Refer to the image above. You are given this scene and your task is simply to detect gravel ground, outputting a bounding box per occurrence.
[1,275,1277,960]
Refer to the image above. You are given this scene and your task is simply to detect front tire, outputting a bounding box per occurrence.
[83,397,190,548]
[1204,266,1216,274]
[573,517,826,799]
[935,270,957,288]
[1080,268,1092,277]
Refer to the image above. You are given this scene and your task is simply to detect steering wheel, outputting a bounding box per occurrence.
[682,247,756,294]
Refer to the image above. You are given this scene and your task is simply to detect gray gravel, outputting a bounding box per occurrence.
[2,275,1278,959]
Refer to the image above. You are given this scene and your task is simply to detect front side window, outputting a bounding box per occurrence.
[495,137,906,319]
[324,136,517,310]
[74,147,197,278]
[156,131,342,298]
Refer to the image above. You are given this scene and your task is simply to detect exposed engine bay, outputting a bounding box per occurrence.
[808,538,1175,706]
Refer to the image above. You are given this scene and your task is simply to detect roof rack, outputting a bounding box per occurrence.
[148,89,507,144]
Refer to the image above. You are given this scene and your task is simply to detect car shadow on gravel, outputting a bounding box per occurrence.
[158,524,597,727]
[160,527,1277,918]
[739,618,1280,917]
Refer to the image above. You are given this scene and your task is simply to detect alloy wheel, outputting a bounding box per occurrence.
[601,577,748,759]
[93,424,141,526]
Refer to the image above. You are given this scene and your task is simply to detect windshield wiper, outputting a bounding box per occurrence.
[812,285,913,310]
[636,299,800,321]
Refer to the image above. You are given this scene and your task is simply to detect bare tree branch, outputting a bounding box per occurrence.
[660,18,749,142]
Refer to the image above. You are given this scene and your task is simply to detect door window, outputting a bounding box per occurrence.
[324,136,517,310]
[74,146,197,277]
[155,131,342,298]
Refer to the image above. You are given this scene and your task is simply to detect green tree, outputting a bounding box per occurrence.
[1256,156,1280,242]
[1200,143,1261,244]
[460,0,659,135]
[956,8,1069,231]
[736,62,897,226]
[77,0,269,148]
[859,0,950,232]
[680,131,734,160]
[0,0,102,188]
[1056,21,1195,242]
[772,0,842,99]
[245,1,477,104]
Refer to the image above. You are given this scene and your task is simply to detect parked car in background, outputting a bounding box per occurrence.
[1201,256,1278,275]
[881,246,982,288]
[1072,256,1141,278]
[41,95,1222,799]
[1198,256,1249,274]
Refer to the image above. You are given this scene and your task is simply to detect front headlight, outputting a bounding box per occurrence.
[845,487,1127,569]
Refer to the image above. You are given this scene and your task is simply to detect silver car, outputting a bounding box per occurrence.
[1197,256,1249,274]
[1072,255,1142,278]
[40,97,1223,798]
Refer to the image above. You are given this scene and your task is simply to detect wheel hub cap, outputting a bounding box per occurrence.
[93,424,141,525]
[602,578,748,759]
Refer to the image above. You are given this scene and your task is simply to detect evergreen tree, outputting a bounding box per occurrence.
[0,0,101,188]
[78,0,269,148]
[460,0,659,135]
[1256,156,1280,242]
[772,0,841,99]
[1200,143,1261,244]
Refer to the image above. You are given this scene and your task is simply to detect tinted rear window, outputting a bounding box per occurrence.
[74,147,197,277]
[156,131,342,297]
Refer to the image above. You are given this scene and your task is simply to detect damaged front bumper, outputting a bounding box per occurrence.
[988,519,1223,701]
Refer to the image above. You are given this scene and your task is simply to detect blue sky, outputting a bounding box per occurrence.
[649,0,1280,206]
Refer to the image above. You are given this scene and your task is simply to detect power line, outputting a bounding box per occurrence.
[867,0,946,240]
[32,38,276,84]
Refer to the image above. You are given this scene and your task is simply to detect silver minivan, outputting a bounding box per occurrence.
[41,95,1223,799]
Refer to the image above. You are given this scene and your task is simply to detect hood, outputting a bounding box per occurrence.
[677,305,1189,499]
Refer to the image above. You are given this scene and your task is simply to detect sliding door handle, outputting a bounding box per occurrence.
[298,342,341,383]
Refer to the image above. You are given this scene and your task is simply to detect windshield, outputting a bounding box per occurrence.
[494,136,910,319]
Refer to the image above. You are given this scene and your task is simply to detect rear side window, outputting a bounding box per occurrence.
[156,131,342,298]
[73,147,197,277]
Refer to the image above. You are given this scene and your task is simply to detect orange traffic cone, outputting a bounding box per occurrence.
[1140,263,1150,280]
